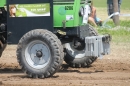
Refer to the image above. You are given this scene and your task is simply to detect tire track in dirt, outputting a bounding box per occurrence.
[1,80,130,86]
[0,44,130,86]
[0,59,130,86]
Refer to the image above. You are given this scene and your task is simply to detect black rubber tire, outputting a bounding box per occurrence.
[64,25,98,68]
[17,29,64,78]
[0,43,7,57]
[0,36,7,57]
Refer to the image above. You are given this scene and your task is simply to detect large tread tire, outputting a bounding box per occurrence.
[64,25,98,68]
[0,36,7,57]
[17,29,64,78]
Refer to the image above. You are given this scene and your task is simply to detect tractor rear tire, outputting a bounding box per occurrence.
[64,25,98,68]
[17,29,64,78]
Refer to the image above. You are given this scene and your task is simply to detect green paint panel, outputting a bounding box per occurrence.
[0,0,6,7]
[53,1,85,28]
[1,0,87,28]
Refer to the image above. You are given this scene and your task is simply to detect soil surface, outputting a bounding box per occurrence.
[0,42,130,86]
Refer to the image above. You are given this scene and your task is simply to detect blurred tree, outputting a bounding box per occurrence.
[113,0,120,25]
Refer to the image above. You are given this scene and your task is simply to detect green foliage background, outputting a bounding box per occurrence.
[92,0,130,43]
[93,0,130,9]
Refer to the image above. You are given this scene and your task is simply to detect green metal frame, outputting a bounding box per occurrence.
[0,0,6,7]
[53,1,85,27]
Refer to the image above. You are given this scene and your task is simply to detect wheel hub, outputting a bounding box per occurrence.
[25,40,51,69]
[36,50,43,58]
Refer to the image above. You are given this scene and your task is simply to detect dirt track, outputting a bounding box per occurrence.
[0,42,130,86]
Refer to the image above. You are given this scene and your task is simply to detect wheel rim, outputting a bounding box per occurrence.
[65,42,85,59]
[25,40,51,69]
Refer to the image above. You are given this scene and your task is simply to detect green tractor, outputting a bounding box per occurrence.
[53,0,98,67]
[0,0,111,78]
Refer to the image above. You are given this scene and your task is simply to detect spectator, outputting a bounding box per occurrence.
[88,1,102,26]
[107,0,122,16]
